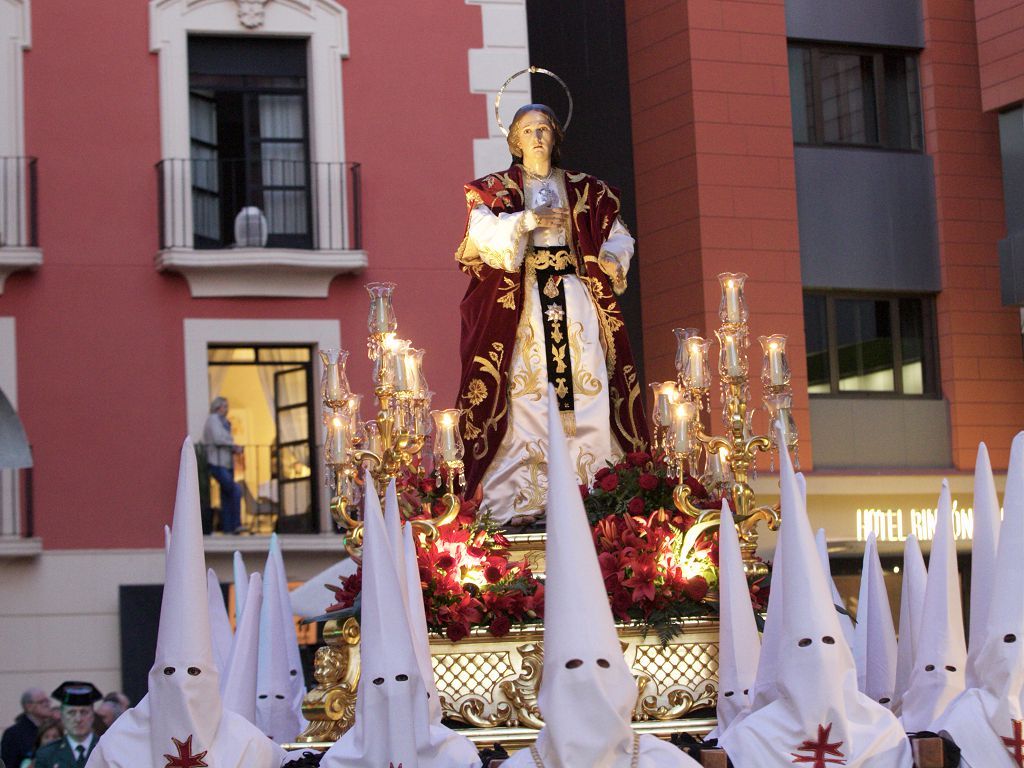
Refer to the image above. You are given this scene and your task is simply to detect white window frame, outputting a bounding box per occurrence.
[149,0,367,297]
[0,0,42,293]
[183,318,340,533]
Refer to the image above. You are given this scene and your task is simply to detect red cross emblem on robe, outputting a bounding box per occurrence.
[1003,719,1024,767]
[791,722,847,767]
[163,735,209,768]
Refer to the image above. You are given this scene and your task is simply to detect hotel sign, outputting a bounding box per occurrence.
[855,501,980,543]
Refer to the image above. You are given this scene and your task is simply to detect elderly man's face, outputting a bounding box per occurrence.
[61,704,95,739]
[24,691,53,722]
[94,701,122,727]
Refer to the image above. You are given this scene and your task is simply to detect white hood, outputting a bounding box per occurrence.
[721,442,912,768]
[966,442,1000,689]
[256,547,306,742]
[208,568,234,680]
[321,471,479,768]
[936,431,1024,767]
[232,551,248,625]
[853,533,897,707]
[268,533,307,715]
[815,528,856,651]
[900,480,966,732]
[223,572,262,725]
[892,534,926,714]
[714,500,760,735]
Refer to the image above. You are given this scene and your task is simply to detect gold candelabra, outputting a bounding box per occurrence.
[652,273,799,572]
[321,282,467,560]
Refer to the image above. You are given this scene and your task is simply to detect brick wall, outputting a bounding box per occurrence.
[626,0,812,465]
[975,0,1024,111]
[921,0,1024,470]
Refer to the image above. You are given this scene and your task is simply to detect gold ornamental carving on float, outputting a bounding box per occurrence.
[294,617,720,747]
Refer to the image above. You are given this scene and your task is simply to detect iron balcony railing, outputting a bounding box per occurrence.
[157,158,362,252]
[0,465,34,538]
[0,156,39,248]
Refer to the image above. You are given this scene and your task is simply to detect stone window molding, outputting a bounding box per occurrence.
[149,0,367,298]
[0,0,43,295]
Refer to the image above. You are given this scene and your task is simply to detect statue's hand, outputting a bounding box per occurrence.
[599,252,627,294]
[530,206,568,231]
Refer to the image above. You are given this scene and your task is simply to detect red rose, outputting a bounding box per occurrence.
[598,473,619,492]
[627,496,645,515]
[446,622,470,642]
[627,451,651,467]
[683,576,709,602]
[638,473,659,491]
[595,466,612,481]
[437,554,456,571]
[579,484,590,500]
[483,564,504,584]
[489,614,512,637]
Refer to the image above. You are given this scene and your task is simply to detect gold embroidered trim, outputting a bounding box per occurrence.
[527,248,577,271]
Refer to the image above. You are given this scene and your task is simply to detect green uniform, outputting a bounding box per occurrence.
[32,735,96,768]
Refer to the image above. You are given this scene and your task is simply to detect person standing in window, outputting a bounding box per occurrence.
[203,396,243,534]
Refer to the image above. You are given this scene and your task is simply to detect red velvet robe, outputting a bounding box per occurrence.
[454,164,650,498]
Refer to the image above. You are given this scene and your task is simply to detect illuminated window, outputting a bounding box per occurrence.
[804,292,938,396]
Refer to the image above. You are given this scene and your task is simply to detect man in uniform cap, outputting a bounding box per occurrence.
[33,682,102,768]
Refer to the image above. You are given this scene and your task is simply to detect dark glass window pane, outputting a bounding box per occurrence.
[835,298,894,391]
[899,298,926,394]
[884,55,923,150]
[788,47,814,144]
[803,293,831,393]
[819,52,879,145]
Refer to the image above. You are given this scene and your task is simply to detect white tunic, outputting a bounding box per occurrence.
[467,169,633,524]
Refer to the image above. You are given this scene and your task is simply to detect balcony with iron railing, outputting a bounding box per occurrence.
[155,158,367,297]
[0,156,43,294]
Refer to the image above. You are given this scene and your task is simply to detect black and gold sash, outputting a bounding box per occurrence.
[528,245,578,436]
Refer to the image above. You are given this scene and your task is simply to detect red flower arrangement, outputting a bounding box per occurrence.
[326,469,544,641]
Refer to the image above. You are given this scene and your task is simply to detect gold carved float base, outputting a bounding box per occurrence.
[292,617,720,749]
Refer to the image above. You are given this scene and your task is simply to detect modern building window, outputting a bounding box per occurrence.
[187,36,311,250]
[804,292,939,396]
[788,43,923,151]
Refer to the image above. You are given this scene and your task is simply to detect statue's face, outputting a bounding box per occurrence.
[515,110,555,164]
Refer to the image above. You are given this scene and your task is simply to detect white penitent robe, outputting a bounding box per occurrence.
[467,169,633,524]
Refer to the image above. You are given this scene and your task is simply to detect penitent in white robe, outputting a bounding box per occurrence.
[467,169,633,525]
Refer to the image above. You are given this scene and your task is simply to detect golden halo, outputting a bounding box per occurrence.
[494,66,574,138]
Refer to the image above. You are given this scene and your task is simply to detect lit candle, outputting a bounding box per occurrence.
[724,334,742,377]
[651,382,679,427]
[767,341,785,386]
[670,402,696,454]
[687,340,707,388]
[438,412,456,461]
[724,279,741,324]
[328,414,348,464]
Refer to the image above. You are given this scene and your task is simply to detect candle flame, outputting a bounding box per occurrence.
[719,446,730,461]
[331,416,343,428]
[769,341,779,351]
[442,413,453,427]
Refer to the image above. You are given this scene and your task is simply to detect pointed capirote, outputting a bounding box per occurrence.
[893,535,927,713]
[402,520,443,722]
[86,438,284,768]
[853,533,898,707]
[268,533,306,714]
[815,527,856,651]
[233,551,249,625]
[900,480,967,732]
[321,470,480,768]
[207,568,234,679]
[935,432,1024,766]
[256,549,305,742]
[502,389,699,768]
[721,435,912,768]
[966,442,1000,688]
[223,572,263,725]
[383,477,409,611]
[714,499,761,736]
[750,498,784,713]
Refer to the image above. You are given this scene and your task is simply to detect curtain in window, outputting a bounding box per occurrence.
[259,95,307,236]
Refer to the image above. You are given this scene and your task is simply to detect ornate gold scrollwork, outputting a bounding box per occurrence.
[296,618,361,743]
[499,642,545,729]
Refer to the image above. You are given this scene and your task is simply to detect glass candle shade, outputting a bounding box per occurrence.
[320,349,351,407]
[669,401,698,454]
[650,381,679,427]
[673,327,701,374]
[765,392,799,448]
[683,336,712,390]
[431,409,464,463]
[341,393,362,435]
[324,409,350,467]
[718,272,749,325]
[366,282,398,335]
[403,347,425,396]
[385,337,411,391]
[759,334,791,388]
[716,329,747,378]
[361,420,383,459]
